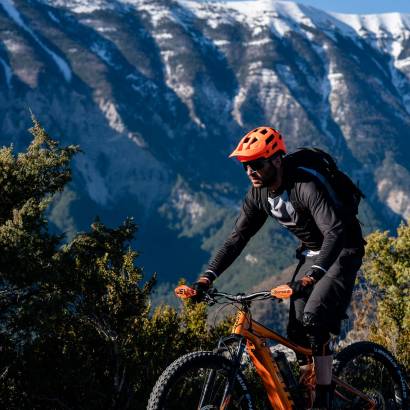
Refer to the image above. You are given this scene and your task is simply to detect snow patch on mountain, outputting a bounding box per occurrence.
[97,99,126,134]
[325,50,355,140]
[308,44,337,144]
[225,0,312,30]
[232,86,246,127]
[0,58,12,86]
[232,65,304,131]
[45,0,112,14]
[47,11,60,24]
[333,11,410,112]
[172,188,205,225]
[177,0,235,29]
[160,50,205,127]
[2,38,22,53]
[396,57,410,72]
[132,1,171,27]
[214,39,230,47]
[127,132,147,148]
[333,12,410,42]
[378,179,410,220]
[388,62,410,114]
[219,0,409,47]
[386,190,410,220]
[2,39,40,86]
[139,3,208,128]
[210,0,355,44]
[1,0,72,82]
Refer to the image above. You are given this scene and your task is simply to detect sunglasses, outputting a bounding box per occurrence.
[242,158,270,172]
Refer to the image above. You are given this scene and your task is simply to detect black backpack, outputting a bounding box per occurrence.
[285,148,365,216]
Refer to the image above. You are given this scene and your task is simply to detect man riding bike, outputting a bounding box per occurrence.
[192,127,365,410]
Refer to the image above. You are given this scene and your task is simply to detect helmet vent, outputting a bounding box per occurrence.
[243,137,250,143]
[265,134,274,145]
[253,128,259,133]
[260,128,268,135]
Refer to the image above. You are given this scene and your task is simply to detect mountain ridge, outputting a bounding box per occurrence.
[0,0,409,293]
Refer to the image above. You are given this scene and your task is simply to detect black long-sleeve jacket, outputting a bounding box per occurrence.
[207,167,364,277]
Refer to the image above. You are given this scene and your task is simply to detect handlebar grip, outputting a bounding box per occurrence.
[175,285,197,299]
[271,284,293,299]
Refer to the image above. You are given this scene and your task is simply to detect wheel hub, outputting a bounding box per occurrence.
[368,390,386,409]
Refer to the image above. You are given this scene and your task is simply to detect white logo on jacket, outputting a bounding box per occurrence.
[268,191,297,226]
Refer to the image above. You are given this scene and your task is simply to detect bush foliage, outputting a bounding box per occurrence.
[0,119,408,408]
[0,119,230,409]
[363,224,410,370]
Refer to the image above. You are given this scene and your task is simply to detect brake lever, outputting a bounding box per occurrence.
[203,294,215,306]
[203,287,218,306]
[208,287,218,296]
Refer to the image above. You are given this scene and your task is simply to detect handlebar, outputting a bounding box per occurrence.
[175,284,293,304]
[205,290,272,303]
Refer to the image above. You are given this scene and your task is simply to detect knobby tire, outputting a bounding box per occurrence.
[147,351,254,410]
[334,341,409,409]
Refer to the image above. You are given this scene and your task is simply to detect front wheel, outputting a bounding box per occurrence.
[333,341,409,409]
[147,351,254,410]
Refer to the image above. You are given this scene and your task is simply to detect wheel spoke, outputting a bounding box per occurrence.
[148,352,251,410]
[333,342,407,410]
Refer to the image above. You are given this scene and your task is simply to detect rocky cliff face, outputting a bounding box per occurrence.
[0,0,409,291]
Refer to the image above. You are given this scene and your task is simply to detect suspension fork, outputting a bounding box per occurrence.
[219,337,247,410]
[198,335,247,410]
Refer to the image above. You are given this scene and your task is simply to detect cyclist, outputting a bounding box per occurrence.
[193,127,365,410]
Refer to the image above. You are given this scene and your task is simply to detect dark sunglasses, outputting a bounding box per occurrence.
[242,158,270,172]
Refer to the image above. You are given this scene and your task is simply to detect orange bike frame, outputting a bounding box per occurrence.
[231,310,376,410]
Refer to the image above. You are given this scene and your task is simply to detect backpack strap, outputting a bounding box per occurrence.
[297,166,343,209]
[284,167,308,215]
[260,187,271,215]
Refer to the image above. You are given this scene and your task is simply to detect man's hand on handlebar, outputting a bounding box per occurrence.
[191,270,218,303]
[287,275,315,298]
[191,277,212,303]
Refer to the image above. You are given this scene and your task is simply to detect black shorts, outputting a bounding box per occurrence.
[287,247,364,346]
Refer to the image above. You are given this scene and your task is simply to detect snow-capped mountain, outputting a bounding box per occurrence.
[1,0,409,290]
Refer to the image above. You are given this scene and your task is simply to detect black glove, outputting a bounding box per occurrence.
[288,275,315,298]
[191,277,211,303]
[305,266,326,282]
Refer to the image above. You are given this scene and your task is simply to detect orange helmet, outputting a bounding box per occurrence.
[229,126,286,162]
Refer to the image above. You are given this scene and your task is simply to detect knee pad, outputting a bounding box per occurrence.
[302,312,332,356]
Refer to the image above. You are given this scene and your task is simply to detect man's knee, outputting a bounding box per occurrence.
[302,312,332,356]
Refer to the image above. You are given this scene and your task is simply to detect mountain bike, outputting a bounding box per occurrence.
[147,284,409,410]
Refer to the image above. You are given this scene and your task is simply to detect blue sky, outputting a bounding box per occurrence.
[222,0,410,14]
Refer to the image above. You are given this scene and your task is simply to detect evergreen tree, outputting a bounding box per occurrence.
[0,119,230,409]
[363,223,410,371]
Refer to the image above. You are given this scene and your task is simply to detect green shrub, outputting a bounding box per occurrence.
[0,119,231,409]
[363,224,410,371]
